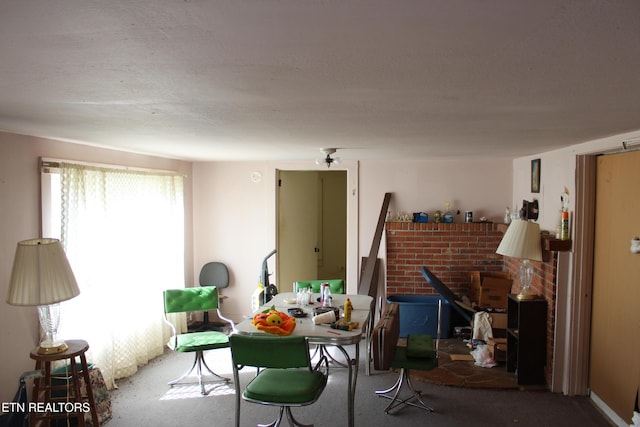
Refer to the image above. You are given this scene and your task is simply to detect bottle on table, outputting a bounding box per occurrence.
[343,298,353,323]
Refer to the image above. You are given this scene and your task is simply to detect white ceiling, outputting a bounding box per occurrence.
[1,1,639,162]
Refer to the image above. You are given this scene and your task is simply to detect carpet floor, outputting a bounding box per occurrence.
[102,340,615,427]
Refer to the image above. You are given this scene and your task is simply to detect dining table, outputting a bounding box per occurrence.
[234,291,373,427]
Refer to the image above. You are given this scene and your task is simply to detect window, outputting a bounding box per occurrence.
[41,159,185,388]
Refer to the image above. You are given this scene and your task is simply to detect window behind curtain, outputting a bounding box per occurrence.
[41,159,185,388]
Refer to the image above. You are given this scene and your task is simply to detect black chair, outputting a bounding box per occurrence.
[198,262,230,331]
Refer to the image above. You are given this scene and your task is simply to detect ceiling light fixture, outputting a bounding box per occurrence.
[315,148,341,168]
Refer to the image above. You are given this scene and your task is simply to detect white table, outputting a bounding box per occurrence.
[235,292,373,427]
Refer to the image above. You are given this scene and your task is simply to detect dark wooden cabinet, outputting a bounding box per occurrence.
[506,295,547,385]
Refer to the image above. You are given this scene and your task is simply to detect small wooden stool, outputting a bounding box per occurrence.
[30,339,99,426]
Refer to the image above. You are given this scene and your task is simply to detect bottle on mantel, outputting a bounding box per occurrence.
[504,207,511,224]
[561,211,570,240]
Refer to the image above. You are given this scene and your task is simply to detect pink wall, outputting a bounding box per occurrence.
[359,158,513,225]
[511,130,640,233]
[191,161,273,322]
[191,157,512,321]
[0,132,193,403]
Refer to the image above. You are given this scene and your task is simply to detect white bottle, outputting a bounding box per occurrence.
[323,288,332,307]
[504,207,511,224]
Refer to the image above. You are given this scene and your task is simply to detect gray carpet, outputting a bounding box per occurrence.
[105,342,613,427]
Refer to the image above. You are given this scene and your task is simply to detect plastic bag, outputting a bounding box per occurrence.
[470,344,497,368]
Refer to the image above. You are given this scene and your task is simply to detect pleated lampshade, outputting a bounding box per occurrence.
[7,238,80,306]
[496,219,542,261]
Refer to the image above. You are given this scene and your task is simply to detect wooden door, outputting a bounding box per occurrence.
[590,150,640,423]
[277,171,319,291]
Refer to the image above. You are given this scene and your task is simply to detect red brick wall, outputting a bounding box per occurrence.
[385,221,558,387]
[385,222,504,297]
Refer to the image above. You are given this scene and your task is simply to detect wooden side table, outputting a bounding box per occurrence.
[30,339,99,426]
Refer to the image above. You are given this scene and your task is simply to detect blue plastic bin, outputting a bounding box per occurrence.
[387,295,451,339]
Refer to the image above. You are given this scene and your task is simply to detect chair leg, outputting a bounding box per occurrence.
[315,345,347,368]
[168,351,230,395]
[284,407,314,427]
[168,355,199,386]
[200,352,231,382]
[257,407,285,427]
[375,369,403,395]
[256,406,314,427]
[309,344,320,360]
[375,368,434,414]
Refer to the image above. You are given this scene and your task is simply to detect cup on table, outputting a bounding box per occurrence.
[313,310,336,324]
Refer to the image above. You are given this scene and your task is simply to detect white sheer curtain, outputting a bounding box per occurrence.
[57,162,185,389]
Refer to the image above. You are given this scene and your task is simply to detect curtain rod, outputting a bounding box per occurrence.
[40,157,186,177]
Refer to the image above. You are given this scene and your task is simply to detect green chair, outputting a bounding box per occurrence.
[163,287,234,395]
[293,279,344,295]
[230,334,328,427]
[375,300,441,414]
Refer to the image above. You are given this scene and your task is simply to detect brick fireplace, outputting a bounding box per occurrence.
[385,221,504,297]
[385,220,559,386]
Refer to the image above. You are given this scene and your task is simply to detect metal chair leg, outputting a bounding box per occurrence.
[168,354,199,386]
[258,406,313,427]
[168,351,230,395]
[318,344,347,368]
[310,343,345,368]
[285,407,314,427]
[257,407,284,427]
[200,352,231,382]
[375,368,434,414]
[375,370,403,395]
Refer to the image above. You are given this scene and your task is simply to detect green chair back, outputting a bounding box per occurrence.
[164,286,220,314]
[162,286,232,395]
[294,279,344,294]
[229,334,310,369]
[230,334,327,426]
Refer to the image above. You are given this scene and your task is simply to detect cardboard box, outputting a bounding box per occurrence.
[489,312,507,330]
[488,337,507,362]
[479,277,512,308]
[468,271,510,303]
[469,271,512,309]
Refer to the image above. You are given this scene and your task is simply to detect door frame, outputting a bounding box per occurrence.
[560,154,596,395]
[567,148,639,424]
[266,160,359,293]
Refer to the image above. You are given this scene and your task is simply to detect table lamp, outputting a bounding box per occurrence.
[7,238,80,354]
[495,219,542,300]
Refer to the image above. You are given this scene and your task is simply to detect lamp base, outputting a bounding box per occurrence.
[516,293,538,301]
[37,341,68,355]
